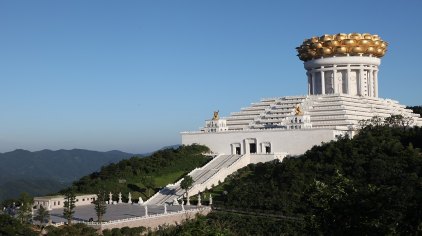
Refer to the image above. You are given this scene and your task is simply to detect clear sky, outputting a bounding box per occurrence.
[1,0,421,153]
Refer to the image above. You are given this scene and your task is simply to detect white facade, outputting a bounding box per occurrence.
[34,194,97,210]
[183,128,345,156]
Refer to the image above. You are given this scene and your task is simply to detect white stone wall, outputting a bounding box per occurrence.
[34,194,97,210]
[182,128,342,156]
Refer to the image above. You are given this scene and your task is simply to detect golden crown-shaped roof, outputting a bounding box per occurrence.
[296,33,388,61]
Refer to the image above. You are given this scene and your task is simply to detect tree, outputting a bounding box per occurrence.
[44,223,99,236]
[180,175,194,204]
[0,214,37,236]
[143,176,155,197]
[385,114,414,129]
[94,191,107,223]
[34,205,50,227]
[16,192,33,224]
[63,189,76,225]
[385,114,403,128]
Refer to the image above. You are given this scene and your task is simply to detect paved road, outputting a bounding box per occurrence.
[49,204,200,223]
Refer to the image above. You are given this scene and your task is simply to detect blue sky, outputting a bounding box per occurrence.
[1,0,421,153]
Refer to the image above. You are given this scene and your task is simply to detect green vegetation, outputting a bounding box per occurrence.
[94,191,107,223]
[408,105,422,116]
[41,224,146,236]
[147,212,300,236]
[102,226,146,236]
[44,223,99,236]
[0,214,37,236]
[65,144,210,200]
[3,123,421,234]
[0,149,135,201]
[151,124,422,235]
[63,190,76,225]
[16,192,33,224]
[34,205,50,226]
[180,175,193,203]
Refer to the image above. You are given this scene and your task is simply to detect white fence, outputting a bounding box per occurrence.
[51,206,211,229]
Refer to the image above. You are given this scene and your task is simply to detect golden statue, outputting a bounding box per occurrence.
[212,110,219,120]
[295,105,303,116]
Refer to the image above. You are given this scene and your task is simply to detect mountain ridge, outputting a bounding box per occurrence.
[0,148,143,201]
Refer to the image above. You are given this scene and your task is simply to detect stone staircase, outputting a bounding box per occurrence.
[145,154,250,205]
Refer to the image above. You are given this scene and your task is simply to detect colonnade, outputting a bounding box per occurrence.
[304,56,381,97]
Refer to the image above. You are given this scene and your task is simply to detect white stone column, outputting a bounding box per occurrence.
[186,193,191,205]
[128,192,132,204]
[374,70,378,97]
[311,71,316,95]
[307,72,311,95]
[321,70,325,95]
[197,193,202,206]
[369,69,374,97]
[359,67,364,96]
[346,67,351,95]
[255,139,258,154]
[333,69,337,94]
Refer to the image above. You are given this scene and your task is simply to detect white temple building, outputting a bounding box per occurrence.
[182,33,422,156]
[146,33,422,205]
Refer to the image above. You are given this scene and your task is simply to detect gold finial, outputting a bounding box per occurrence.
[212,110,219,120]
[296,33,388,61]
[295,105,303,116]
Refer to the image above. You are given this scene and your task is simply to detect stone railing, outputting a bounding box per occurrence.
[51,207,212,230]
[188,154,250,196]
[145,154,226,205]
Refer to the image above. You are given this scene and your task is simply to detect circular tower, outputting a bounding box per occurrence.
[296,33,388,97]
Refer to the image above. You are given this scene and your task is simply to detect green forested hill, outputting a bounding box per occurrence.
[65,144,210,200]
[152,126,422,235]
[0,149,136,201]
[3,128,421,235]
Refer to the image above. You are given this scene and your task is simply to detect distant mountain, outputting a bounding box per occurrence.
[0,149,140,201]
[0,179,68,201]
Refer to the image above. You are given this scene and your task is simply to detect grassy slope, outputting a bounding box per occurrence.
[64,144,210,200]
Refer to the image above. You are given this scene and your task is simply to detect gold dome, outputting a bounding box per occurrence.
[297,33,388,61]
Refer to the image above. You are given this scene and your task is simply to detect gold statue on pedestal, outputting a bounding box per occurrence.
[295,105,303,116]
[212,110,219,120]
